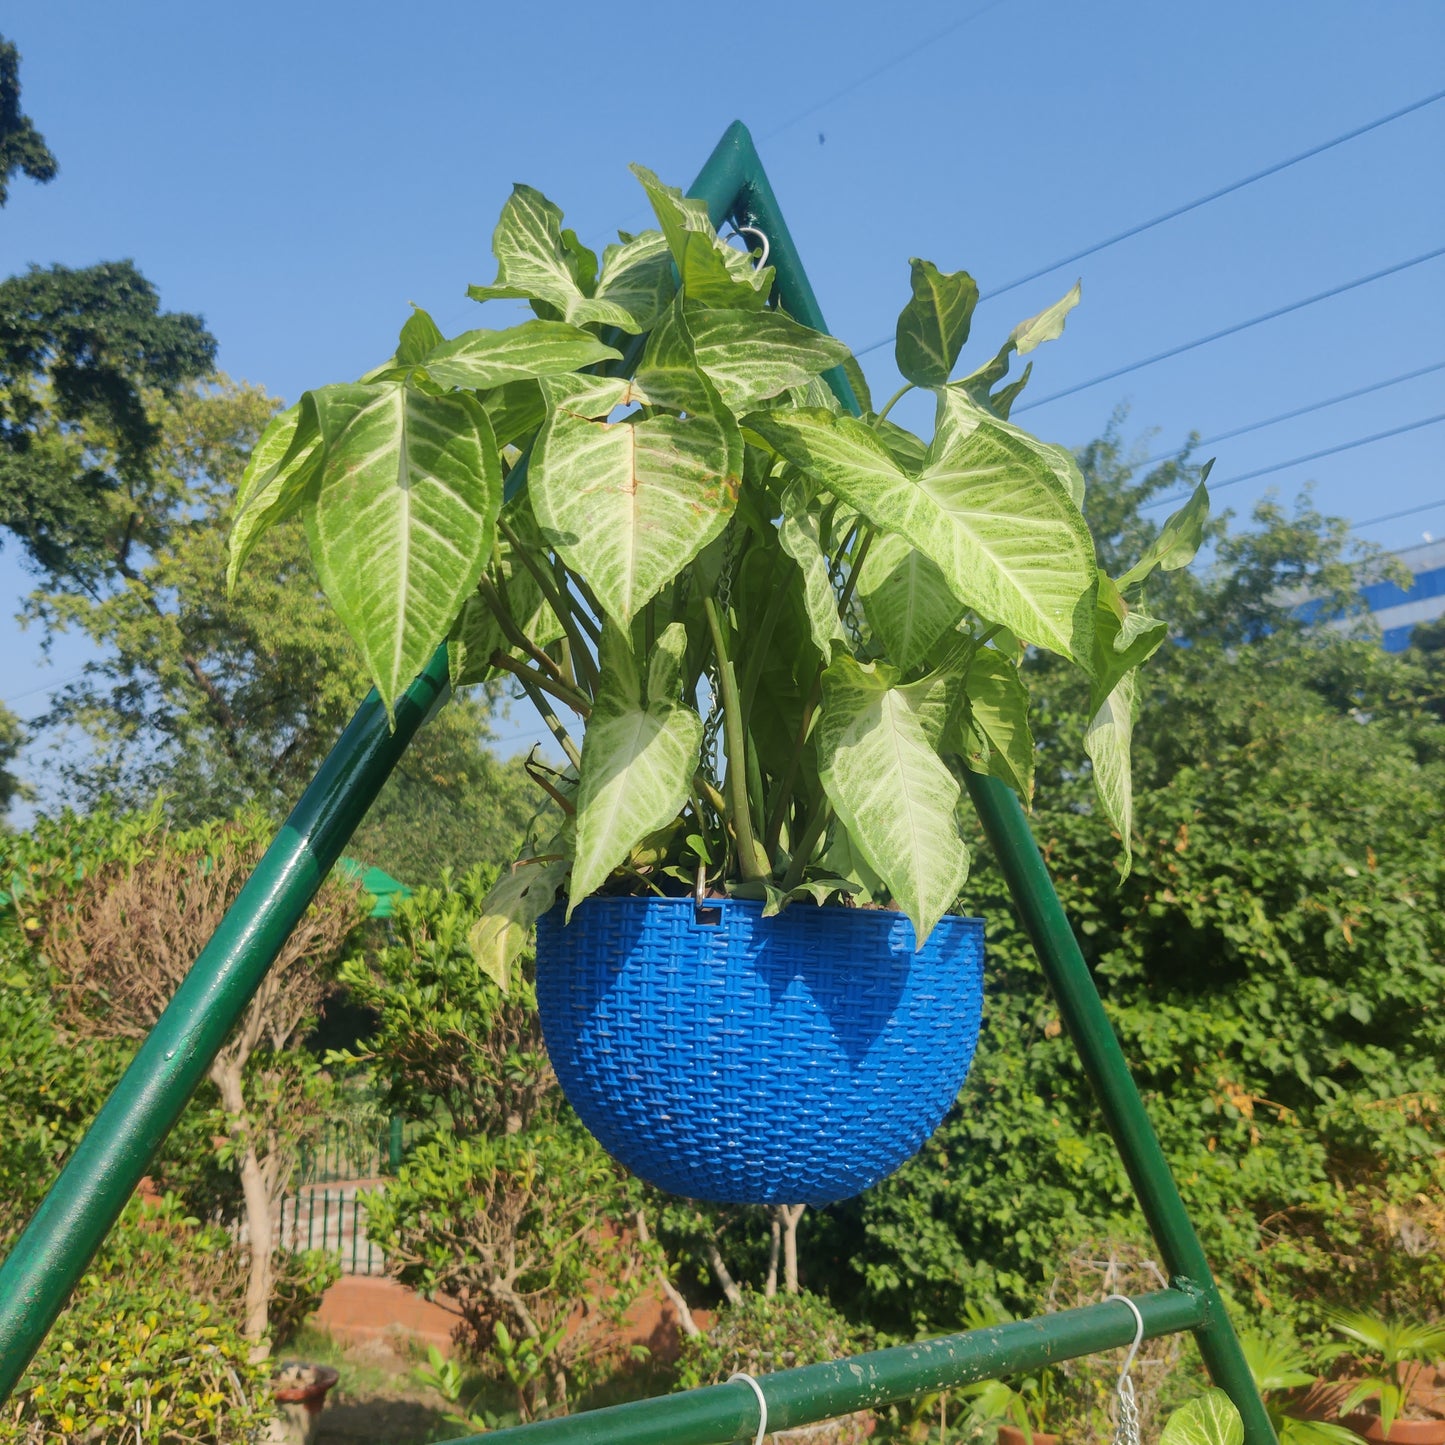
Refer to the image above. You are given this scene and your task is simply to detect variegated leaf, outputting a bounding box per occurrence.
[1118,477,1211,591]
[777,488,849,661]
[569,624,704,916]
[1160,1392,1244,1445]
[303,380,501,715]
[630,164,774,311]
[895,258,979,387]
[816,654,970,947]
[856,531,965,673]
[959,647,1034,803]
[685,304,851,412]
[421,321,620,391]
[1083,669,1137,873]
[447,591,503,687]
[962,280,1082,406]
[467,184,661,332]
[530,374,741,625]
[749,404,1096,662]
[593,231,676,332]
[227,399,322,592]
[469,857,570,992]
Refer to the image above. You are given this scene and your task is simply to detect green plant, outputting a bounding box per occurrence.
[1240,1331,1364,1445]
[958,1304,1065,1441]
[0,1198,272,1444]
[413,1344,520,1436]
[1159,1390,1245,1445]
[1327,1310,1445,1434]
[229,164,1205,981]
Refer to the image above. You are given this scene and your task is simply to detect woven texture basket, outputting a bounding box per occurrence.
[535,896,984,1205]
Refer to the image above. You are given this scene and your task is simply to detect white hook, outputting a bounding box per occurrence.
[1106,1293,1146,1382]
[726,223,771,270]
[729,1371,769,1445]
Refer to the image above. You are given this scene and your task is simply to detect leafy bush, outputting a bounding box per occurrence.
[0,1199,271,1444]
[676,1287,865,1389]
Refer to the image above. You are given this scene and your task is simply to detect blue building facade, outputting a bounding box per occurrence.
[1366,539,1445,651]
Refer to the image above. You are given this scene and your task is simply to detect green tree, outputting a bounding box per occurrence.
[817,434,1445,1341]
[0,35,56,208]
[0,702,25,816]
[0,262,215,578]
[21,375,544,878]
[338,869,651,1419]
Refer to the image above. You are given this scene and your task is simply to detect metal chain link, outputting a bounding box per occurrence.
[699,522,740,789]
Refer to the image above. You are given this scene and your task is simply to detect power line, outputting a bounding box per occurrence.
[1143,411,1445,512]
[980,86,1445,305]
[1012,246,1445,413]
[1135,361,1445,470]
[758,0,1011,142]
[1352,497,1445,532]
[1,670,89,708]
[852,87,1445,361]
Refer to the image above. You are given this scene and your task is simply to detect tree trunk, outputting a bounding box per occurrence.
[765,1209,782,1299]
[781,1204,806,1295]
[212,1060,273,1352]
[705,1241,744,1308]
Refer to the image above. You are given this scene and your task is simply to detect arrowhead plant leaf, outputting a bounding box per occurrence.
[468,183,671,332]
[1083,669,1137,873]
[303,379,502,716]
[529,373,741,625]
[1160,1392,1244,1445]
[684,304,852,412]
[1118,475,1211,591]
[957,647,1035,804]
[816,654,971,946]
[469,857,570,993]
[895,258,979,386]
[419,320,621,392]
[750,402,1097,663]
[569,624,704,916]
[856,531,966,673]
[227,398,322,592]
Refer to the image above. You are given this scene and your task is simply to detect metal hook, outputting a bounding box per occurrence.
[725,223,771,270]
[729,1371,769,1445]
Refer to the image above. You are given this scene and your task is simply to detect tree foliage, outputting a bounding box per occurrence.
[813,432,1445,1341]
[0,35,56,208]
[20,374,544,879]
[0,262,215,578]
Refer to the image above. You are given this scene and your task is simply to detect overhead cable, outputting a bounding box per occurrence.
[979,86,1445,304]
[759,0,1011,142]
[852,87,1445,360]
[1012,246,1445,413]
[1142,412,1445,511]
[1351,497,1445,532]
[1135,360,1445,470]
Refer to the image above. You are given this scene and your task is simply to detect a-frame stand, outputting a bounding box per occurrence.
[0,123,1276,1445]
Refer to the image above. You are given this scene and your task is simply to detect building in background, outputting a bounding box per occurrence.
[1366,539,1445,651]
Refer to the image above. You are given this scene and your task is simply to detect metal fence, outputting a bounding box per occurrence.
[295,1115,413,1184]
[275,1185,387,1277]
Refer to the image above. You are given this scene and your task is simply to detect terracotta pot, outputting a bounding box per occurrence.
[1342,1413,1445,1445]
[272,1361,340,1407]
[998,1426,1061,1445]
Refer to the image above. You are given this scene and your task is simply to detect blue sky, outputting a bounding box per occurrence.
[2,0,1443,766]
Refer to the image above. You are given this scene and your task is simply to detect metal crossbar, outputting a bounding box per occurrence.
[0,121,1277,1445]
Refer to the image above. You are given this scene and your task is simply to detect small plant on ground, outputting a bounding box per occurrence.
[1326,1310,1445,1434]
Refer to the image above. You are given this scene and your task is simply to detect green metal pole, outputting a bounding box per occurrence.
[689,121,1272,1445]
[966,772,1274,1445]
[468,1290,1209,1445]
[0,651,450,1394]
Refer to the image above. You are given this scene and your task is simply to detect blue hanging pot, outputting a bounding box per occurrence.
[534,896,985,1206]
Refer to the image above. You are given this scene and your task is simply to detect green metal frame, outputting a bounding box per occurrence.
[0,122,1276,1445]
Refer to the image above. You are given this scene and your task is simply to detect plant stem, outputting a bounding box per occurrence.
[738,559,789,722]
[837,525,875,616]
[702,596,769,881]
[497,518,600,694]
[489,651,592,717]
[764,675,822,858]
[509,673,582,772]
[876,382,914,425]
[780,803,832,892]
[478,576,565,683]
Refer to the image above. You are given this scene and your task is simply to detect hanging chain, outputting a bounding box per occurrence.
[1106,1295,1145,1445]
[699,522,739,790]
